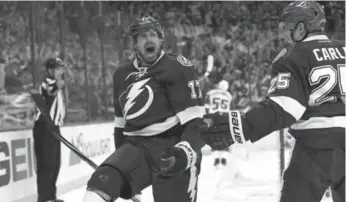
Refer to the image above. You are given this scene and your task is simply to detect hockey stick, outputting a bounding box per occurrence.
[4,76,95,168]
[29,90,142,202]
[5,77,141,202]
[205,54,214,78]
[32,89,143,202]
[30,89,141,202]
[198,54,214,81]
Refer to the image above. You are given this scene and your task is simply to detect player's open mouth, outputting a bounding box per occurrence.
[145,44,156,54]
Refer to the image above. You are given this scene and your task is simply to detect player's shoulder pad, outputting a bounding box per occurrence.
[225,91,232,97]
[220,90,232,98]
[112,64,130,80]
[166,52,194,67]
[163,53,197,83]
[207,89,216,95]
[272,44,295,64]
[177,55,193,67]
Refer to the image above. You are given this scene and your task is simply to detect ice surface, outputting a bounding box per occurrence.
[60,147,333,202]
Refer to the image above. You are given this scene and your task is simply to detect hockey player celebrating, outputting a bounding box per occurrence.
[204,80,232,168]
[82,16,205,202]
[200,2,345,202]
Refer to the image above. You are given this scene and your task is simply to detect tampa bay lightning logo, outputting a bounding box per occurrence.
[119,78,154,120]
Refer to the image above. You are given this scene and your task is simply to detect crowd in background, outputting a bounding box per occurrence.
[0,1,344,131]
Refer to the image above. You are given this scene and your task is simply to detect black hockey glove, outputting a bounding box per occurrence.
[199,113,235,150]
[157,141,197,178]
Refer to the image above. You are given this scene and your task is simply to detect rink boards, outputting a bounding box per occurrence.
[0,122,282,202]
[0,122,115,202]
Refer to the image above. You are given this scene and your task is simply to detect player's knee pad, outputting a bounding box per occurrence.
[86,165,125,202]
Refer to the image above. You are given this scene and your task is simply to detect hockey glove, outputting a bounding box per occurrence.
[157,141,197,178]
[199,112,236,150]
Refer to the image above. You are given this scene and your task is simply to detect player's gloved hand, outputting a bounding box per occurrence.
[199,113,234,150]
[157,141,197,178]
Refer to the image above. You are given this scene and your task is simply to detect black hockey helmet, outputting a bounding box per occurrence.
[45,57,65,70]
[279,1,326,42]
[130,16,164,42]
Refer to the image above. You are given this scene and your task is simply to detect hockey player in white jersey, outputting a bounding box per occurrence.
[205,80,232,168]
[205,80,232,115]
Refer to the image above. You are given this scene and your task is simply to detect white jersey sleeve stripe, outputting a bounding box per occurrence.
[291,116,345,130]
[176,106,205,125]
[269,96,306,121]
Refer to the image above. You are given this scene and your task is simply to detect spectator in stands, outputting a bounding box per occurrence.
[0,1,343,124]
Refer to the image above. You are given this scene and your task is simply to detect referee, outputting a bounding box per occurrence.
[33,57,66,202]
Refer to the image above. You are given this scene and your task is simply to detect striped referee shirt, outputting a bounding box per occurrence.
[35,77,65,126]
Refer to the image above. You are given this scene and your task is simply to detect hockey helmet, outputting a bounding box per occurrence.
[45,57,65,70]
[130,16,164,42]
[218,80,229,91]
[279,1,326,42]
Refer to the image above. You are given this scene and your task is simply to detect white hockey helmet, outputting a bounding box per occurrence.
[217,80,229,91]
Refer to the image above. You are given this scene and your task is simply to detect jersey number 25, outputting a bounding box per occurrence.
[309,64,345,106]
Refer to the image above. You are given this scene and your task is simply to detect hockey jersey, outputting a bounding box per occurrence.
[205,89,232,114]
[113,51,205,136]
[241,35,345,148]
[35,77,65,126]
